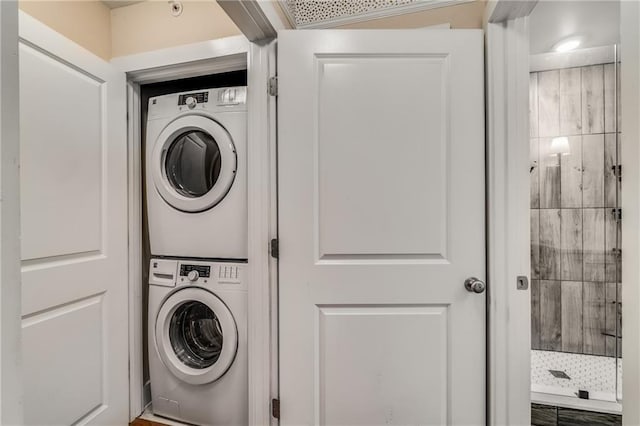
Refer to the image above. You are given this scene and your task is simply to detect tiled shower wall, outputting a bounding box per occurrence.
[530,62,622,357]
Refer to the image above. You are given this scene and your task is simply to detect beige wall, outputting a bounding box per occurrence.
[19,0,241,60]
[19,0,112,59]
[336,0,486,29]
[18,0,482,60]
[111,0,241,58]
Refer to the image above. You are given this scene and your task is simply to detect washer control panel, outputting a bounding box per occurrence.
[150,259,247,289]
[180,264,210,279]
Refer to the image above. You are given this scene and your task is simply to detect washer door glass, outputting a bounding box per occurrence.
[155,287,238,385]
[169,300,223,369]
[165,131,222,198]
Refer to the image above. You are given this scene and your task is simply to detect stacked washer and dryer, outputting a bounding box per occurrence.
[145,87,248,426]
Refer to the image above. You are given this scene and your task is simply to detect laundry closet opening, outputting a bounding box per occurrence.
[138,68,248,423]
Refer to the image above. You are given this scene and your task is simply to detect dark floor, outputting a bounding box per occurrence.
[130,418,169,426]
[532,403,622,426]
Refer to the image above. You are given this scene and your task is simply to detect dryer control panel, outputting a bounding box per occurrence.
[148,87,247,120]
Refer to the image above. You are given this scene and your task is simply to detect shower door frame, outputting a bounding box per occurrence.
[486,1,638,425]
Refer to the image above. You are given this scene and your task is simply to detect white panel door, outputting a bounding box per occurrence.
[278,30,485,425]
[19,12,129,425]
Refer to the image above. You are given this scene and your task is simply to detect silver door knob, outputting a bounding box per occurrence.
[465,277,486,293]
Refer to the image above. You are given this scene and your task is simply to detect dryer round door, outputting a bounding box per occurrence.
[155,287,238,385]
[152,114,237,212]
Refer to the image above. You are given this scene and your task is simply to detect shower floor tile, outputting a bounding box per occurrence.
[531,350,622,402]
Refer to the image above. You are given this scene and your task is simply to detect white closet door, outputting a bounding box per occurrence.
[19,12,129,425]
[278,29,485,425]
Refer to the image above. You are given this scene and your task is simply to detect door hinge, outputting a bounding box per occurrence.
[270,238,279,259]
[612,164,622,181]
[272,398,280,419]
[612,208,622,222]
[268,76,278,96]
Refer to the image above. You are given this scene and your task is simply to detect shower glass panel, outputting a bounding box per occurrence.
[530,44,621,405]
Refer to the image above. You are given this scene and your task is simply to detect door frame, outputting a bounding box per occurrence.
[484,4,533,424]
[620,2,640,425]
[0,1,22,424]
[111,35,278,425]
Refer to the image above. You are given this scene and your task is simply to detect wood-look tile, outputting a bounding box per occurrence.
[582,134,605,208]
[560,136,582,208]
[540,280,562,351]
[540,138,561,209]
[532,403,558,426]
[560,209,582,281]
[561,281,583,353]
[605,210,621,282]
[540,209,561,280]
[539,70,560,137]
[604,63,617,133]
[583,282,606,356]
[583,209,605,282]
[582,65,605,135]
[531,72,540,138]
[604,133,618,208]
[560,67,582,136]
[605,282,621,357]
[557,407,621,426]
[532,279,541,349]
[531,138,540,208]
[531,209,540,279]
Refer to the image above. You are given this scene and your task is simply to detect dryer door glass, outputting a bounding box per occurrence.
[169,300,223,369]
[165,130,222,198]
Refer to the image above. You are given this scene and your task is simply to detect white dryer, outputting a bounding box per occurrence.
[148,258,247,426]
[146,87,247,259]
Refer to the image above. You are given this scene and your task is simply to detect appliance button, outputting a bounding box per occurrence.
[187,270,199,282]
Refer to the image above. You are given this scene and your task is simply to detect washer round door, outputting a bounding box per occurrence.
[155,287,238,385]
[152,114,237,212]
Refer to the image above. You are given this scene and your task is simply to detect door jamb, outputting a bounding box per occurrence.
[113,36,277,426]
[0,2,22,424]
[621,3,640,425]
[484,3,534,425]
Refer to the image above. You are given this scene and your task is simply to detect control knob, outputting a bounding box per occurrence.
[185,96,197,109]
[187,270,199,282]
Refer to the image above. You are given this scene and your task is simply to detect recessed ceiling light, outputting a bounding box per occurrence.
[553,38,581,53]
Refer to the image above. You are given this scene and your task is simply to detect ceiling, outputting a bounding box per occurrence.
[101,1,144,9]
[530,1,620,55]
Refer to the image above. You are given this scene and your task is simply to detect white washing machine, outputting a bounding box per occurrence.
[148,258,247,426]
[146,87,247,259]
